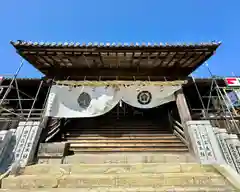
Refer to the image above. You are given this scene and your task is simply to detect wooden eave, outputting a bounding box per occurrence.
[11,41,221,79]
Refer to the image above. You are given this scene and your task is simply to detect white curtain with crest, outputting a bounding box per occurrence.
[45,85,121,118]
[121,85,181,108]
[45,84,182,118]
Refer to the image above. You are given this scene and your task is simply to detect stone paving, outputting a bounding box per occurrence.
[0,153,238,191]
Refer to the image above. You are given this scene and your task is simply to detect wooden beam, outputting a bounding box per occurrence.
[18,46,218,78]
[41,67,193,77]
[165,52,177,67]
[130,52,135,67]
[98,52,104,67]
[152,52,161,67]
[51,76,183,81]
[181,52,199,67]
[190,52,213,72]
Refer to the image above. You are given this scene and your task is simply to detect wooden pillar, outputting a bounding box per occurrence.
[175,89,192,125]
[175,89,193,151]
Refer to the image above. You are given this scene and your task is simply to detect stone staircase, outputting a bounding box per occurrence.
[64,119,188,153]
[66,134,188,153]
[0,161,237,191]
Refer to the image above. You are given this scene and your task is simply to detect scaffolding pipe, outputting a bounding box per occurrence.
[14,78,23,116]
[0,107,21,117]
[191,74,207,117]
[16,89,34,100]
[0,60,24,106]
[206,79,214,114]
[3,99,34,101]
[27,80,43,121]
[215,87,232,132]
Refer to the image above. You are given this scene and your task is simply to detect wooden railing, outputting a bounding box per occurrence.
[45,118,61,142]
[169,114,188,146]
[45,118,70,142]
[173,120,188,146]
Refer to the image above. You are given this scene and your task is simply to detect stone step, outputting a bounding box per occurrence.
[69,125,169,131]
[65,134,176,138]
[67,131,171,135]
[0,186,236,192]
[65,136,179,140]
[2,172,231,189]
[21,163,218,175]
[68,125,169,131]
[67,139,182,143]
[70,142,186,148]
[71,147,189,153]
[66,131,187,152]
[76,122,166,126]
[76,130,169,133]
[63,153,195,164]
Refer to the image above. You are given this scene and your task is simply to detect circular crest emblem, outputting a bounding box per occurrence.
[137,91,152,105]
[77,92,91,109]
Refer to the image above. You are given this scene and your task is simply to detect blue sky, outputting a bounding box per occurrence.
[0,0,239,78]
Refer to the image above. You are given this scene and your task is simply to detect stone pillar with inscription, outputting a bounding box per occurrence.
[214,128,236,168]
[186,121,225,164]
[231,135,240,173]
[225,134,240,173]
[0,130,13,164]
[213,128,240,173]
[13,121,43,167]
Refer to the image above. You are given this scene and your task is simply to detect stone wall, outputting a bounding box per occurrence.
[187,120,240,173]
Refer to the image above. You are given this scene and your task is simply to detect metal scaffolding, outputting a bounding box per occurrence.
[0,60,45,121]
[191,63,240,135]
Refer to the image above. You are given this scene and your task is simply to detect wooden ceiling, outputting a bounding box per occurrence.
[11,41,221,79]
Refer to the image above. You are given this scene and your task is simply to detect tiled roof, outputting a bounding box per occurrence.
[10,40,221,48]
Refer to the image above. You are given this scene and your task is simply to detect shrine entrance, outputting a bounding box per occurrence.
[61,101,189,153]
[10,40,220,153]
